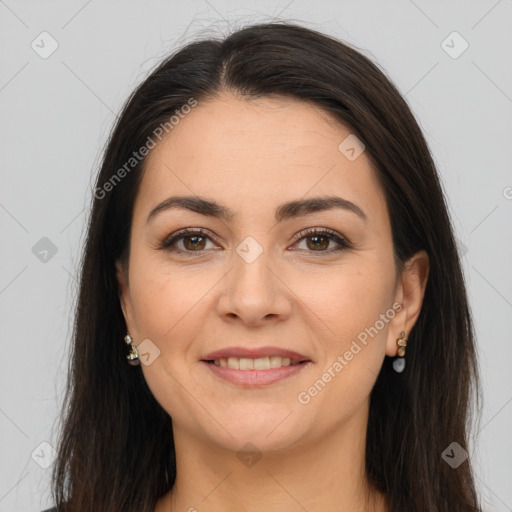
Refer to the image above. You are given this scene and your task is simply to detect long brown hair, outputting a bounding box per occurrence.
[50,21,481,511]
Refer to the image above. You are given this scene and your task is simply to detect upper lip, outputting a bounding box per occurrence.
[202,346,311,363]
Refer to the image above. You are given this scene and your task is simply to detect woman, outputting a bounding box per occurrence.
[44,21,481,511]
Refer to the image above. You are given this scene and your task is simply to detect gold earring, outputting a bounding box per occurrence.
[392,331,407,373]
[397,331,407,357]
[124,334,140,366]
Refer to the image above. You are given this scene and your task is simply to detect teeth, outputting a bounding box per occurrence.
[270,356,284,368]
[227,357,239,369]
[214,356,299,370]
[255,357,270,370]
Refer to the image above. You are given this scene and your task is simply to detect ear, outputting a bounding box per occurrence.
[116,259,136,336]
[385,250,430,356]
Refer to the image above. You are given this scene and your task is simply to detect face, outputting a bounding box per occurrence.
[116,93,427,454]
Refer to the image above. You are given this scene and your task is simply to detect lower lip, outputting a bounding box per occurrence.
[201,361,311,386]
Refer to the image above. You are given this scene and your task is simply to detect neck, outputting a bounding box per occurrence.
[156,407,387,512]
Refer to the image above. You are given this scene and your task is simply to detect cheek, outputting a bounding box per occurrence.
[293,261,396,403]
[295,259,396,341]
[128,253,211,342]
[127,261,212,418]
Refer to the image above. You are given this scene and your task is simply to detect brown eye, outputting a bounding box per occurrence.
[160,228,217,254]
[305,234,330,251]
[182,234,207,251]
[292,228,352,253]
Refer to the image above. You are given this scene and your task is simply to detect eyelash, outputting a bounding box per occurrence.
[159,227,352,256]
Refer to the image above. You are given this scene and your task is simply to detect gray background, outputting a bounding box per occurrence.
[1,1,511,510]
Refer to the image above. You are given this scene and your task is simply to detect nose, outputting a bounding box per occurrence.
[217,242,292,327]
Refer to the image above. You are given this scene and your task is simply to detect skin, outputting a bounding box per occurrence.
[116,92,429,512]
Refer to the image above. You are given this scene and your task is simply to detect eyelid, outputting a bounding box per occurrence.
[291,227,347,244]
[289,227,352,251]
[159,227,218,251]
[159,226,352,254]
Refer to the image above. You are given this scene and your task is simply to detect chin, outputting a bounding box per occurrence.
[200,409,311,454]
[210,428,304,456]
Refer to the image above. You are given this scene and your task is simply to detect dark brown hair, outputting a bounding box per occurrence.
[49,21,481,512]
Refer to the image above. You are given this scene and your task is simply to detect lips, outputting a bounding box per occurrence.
[201,346,313,386]
[202,346,311,363]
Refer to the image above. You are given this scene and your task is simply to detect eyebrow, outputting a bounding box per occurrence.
[146,195,367,224]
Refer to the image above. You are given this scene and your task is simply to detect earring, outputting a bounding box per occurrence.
[392,331,407,373]
[124,334,140,366]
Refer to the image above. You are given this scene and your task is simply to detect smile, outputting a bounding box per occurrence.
[201,346,312,386]
[208,356,303,369]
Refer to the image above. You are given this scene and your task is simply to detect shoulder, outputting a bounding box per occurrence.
[41,508,57,512]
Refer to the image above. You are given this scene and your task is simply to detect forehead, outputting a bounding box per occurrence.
[135,93,387,225]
